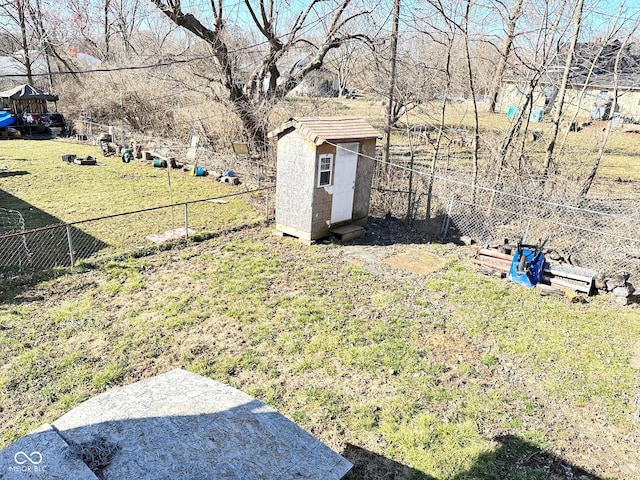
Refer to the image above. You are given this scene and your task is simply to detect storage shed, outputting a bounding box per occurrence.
[269,117,381,243]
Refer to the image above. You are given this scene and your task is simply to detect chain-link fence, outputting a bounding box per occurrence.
[442,193,640,278]
[2,145,639,284]
[372,151,640,283]
[0,188,272,278]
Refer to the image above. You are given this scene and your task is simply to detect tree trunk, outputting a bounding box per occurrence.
[233,97,269,151]
[543,0,585,179]
[486,0,523,113]
[382,0,401,176]
[426,40,453,220]
[33,0,53,89]
[104,0,111,60]
[403,103,415,224]
[463,0,480,200]
[17,0,33,84]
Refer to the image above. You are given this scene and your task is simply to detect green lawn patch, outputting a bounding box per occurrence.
[0,139,262,268]
[1,230,636,479]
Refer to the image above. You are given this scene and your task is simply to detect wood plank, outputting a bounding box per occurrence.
[476,248,513,262]
[476,254,511,265]
[330,224,364,235]
[473,257,510,272]
[543,275,592,293]
[536,283,566,297]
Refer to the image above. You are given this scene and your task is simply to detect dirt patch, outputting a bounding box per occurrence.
[382,248,444,274]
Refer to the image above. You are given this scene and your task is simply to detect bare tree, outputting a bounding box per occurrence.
[104,0,111,58]
[28,0,81,87]
[412,1,461,218]
[65,0,104,58]
[579,21,640,197]
[0,0,35,83]
[371,37,437,129]
[382,0,401,174]
[110,0,149,56]
[324,37,369,97]
[64,0,157,61]
[486,0,525,113]
[461,0,481,195]
[543,0,585,178]
[148,0,371,148]
[482,0,570,195]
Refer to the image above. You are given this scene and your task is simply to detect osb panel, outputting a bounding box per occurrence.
[2,370,352,480]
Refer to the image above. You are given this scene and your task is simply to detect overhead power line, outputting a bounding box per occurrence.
[0,2,339,80]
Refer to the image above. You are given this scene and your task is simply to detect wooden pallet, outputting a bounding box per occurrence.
[474,248,597,295]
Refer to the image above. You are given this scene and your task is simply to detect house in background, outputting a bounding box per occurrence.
[261,52,340,98]
[498,40,640,122]
[268,117,381,243]
[290,68,339,97]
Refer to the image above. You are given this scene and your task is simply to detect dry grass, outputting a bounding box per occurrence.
[0,227,638,479]
[0,101,639,479]
[0,138,262,262]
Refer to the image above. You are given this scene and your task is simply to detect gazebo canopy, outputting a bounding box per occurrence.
[0,84,58,101]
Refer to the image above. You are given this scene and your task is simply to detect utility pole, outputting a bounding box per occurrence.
[382,0,400,176]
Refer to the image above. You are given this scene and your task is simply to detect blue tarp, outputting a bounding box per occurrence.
[0,111,15,127]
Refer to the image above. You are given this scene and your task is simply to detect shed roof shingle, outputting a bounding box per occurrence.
[269,117,381,145]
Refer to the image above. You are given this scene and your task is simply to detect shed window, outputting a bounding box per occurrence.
[318,154,333,186]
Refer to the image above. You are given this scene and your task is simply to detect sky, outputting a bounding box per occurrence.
[586,0,640,32]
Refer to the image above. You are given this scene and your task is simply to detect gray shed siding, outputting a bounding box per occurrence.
[275,131,317,240]
[274,118,379,242]
[306,139,377,239]
[310,142,335,238]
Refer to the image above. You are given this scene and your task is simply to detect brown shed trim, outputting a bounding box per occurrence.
[268,116,381,145]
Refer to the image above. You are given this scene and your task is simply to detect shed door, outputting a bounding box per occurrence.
[331,142,359,224]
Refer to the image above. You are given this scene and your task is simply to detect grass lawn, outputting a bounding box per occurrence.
[0,139,263,263]
[0,227,638,479]
[0,125,638,479]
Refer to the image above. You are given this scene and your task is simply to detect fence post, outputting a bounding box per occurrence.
[256,160,261,189]
[441,195,456,239]
[66,224,76,266]
[523,217,532,243]
[184,204,189,241]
